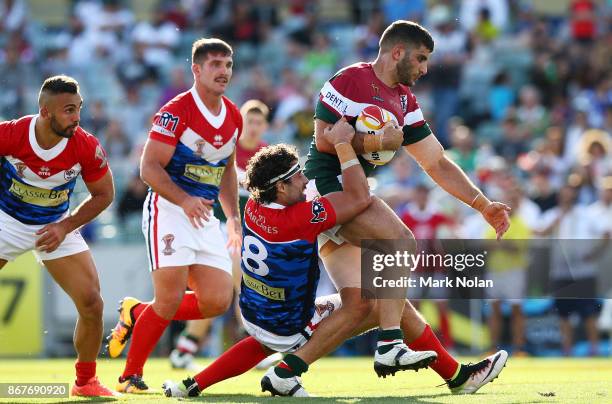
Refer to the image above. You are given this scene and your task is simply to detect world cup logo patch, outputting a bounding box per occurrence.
[15,162,26,178]
[162,234,176,256]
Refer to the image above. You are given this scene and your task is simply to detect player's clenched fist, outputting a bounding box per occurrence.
[380,122,403,151]
[180,196,214,229]
[324,116,355,145]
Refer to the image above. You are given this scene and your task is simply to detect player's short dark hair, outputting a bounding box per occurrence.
[192,38,233,64]
[244,144,299,204]
[38,75,79,104]
[379,20,434,53]
[240,99,269,119]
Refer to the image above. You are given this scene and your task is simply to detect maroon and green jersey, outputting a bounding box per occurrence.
[304,62,432,194]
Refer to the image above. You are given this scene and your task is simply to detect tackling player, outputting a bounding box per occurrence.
[162,117,437,398]
[0,76,116,397]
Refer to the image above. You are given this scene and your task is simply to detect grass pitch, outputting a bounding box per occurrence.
[0,357,610,403]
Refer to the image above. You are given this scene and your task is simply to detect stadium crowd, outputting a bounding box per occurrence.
[1,0,610,356]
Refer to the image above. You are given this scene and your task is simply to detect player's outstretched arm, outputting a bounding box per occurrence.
[314,118,403,155]
[323,118,372,224]
[36,170,115,253]
[140,138,213,228]
[404,135,511,239]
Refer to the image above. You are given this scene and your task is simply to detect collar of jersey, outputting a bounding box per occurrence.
[190,86,227,129]
[29,115,69,162]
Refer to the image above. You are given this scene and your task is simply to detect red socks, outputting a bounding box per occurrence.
[132,292,203,322]
[194,336,268,390]
[407,324,459,380]
[75,361,96,386]
[122,305,170,378]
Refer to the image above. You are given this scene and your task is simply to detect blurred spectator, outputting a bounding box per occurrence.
[400,183,455,349]
[117,172,148,225]
[131,4,180,69]
[446,125,478,175]
[0,41,35,117]
[427,4,468,146]
[570,0,597,44]
[159,66,189,107]
[536,185,605,356]
[81,99,109,135]
[355,8,386,60]
[301,32,338,91]
[527,166,558,213]
[516,85,549,138]
[459,0,508,33]
[485,186,531,356]
[577,129,611,182]
[102,119,131,158]
[488,71,514,121]
[474,7,500,42]
[564,109,590,167]
[494,115,529,163]
[0,0,27,34]
[112,86,151,144]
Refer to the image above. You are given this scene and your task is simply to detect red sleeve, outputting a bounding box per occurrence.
[149,100,188,146]
[79,132,109,182]
[285,197,337,242]
[0,120,17,156]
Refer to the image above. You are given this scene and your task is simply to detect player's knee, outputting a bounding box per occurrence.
[76,293,103,321]
[200,291,232,317]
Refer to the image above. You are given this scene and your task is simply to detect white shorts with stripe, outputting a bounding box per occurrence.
[142,191,232,273]
[0,208,89,263]
[242,294,342,353]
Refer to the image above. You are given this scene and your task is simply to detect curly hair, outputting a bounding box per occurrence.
[243,144,299,204]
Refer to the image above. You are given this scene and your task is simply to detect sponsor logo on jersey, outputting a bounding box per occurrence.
[194,139,206,157]
[400,95,408,113]
[38,166,50,177]
[310,200,327,223]
[315,301,335,316]
[157,111,179,132]
[183,164,225,186]
[162,233,176,256]
[95,145,108,169]
[323,91,349,115]
[371,82,384,102]
[242,272,286,301]
[213,134,224,146]
[15,162,26,178]
[64,168,78,181]
[8,179,69,207]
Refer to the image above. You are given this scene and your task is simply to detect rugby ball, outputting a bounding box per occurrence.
[356,105,397,165]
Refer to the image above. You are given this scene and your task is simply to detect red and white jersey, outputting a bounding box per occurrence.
[0,115,108,225]
[148,87,243,202]
[315,62,431,145]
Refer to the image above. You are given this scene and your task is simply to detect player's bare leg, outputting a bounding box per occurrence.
[170,319,211,370]
[187,264,233,318]
[117,265,189,393]
[334,196,418,376]
[44,251,116,396]
[45,251,104,363]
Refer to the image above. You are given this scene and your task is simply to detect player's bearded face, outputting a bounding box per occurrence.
[50,114,78,138]
[396,54,418,86]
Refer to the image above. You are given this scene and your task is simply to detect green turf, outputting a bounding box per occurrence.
[0,357,610,403]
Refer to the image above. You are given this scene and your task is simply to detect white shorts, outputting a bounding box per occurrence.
[142,192,232,273]
[306,178,348,248]
[0,208,89,263]
[242,294,342,353]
